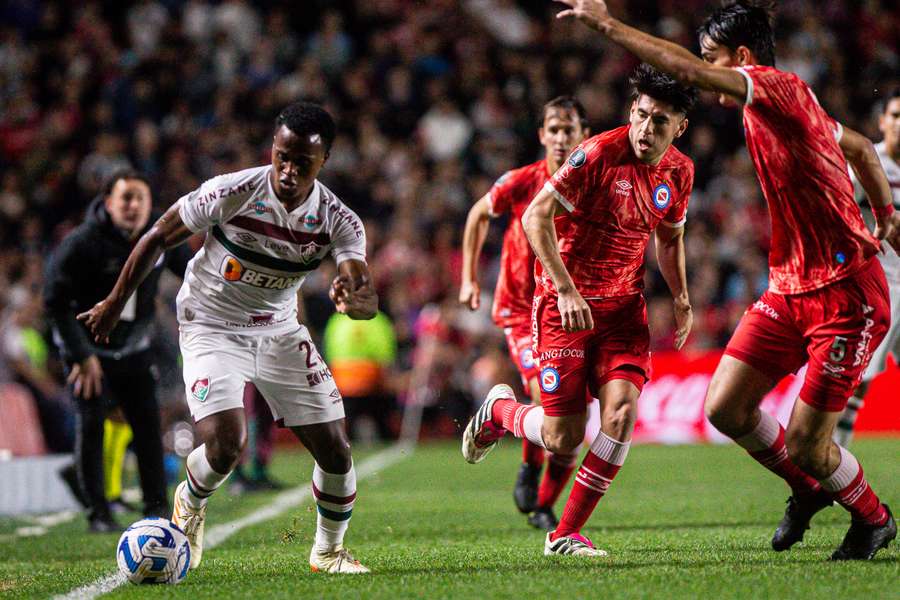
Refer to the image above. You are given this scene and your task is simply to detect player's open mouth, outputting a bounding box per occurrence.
[279,179,297,190]
[637,139,651,151]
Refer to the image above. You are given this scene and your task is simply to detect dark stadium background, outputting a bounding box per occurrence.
[1,0,898,446]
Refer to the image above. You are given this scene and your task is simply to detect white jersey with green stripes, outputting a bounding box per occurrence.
[176,165,366,335]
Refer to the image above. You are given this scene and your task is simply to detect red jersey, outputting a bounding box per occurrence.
[543,125,694,298]
[736,65,879,294]
[487,159,550,326]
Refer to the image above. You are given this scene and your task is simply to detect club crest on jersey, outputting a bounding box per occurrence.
[520,348,535,370]
[540,366,560,392]
[299,242,321,263]
[652,183,672,210]
[191,378,209,402]
[568,149,586,168]
[303,214,322,229]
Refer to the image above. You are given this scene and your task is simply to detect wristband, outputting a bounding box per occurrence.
[873,204,895,220]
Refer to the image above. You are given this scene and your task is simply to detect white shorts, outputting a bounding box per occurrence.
[862,280,900,381]
[180,326,344,426]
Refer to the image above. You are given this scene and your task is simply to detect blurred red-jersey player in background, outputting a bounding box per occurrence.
[463,64,697,556]
[555,0,900,560]
[460,97,589,532]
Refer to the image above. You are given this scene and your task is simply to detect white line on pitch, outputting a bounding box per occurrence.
[51,443,413,600]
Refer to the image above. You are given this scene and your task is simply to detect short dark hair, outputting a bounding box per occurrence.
[275,101,336,152]
[102,169,151,197]
[629,64,698,115]
[542,96,589,129]
[698,1,777,67]
[882,87,900,113]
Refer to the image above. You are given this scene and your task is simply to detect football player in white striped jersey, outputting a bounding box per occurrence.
[79,102,376,574]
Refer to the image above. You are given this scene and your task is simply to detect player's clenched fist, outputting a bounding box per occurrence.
[557,287,594,332]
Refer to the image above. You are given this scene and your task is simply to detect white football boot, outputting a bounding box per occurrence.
[544,532,609,557]
[461,383,515,464]
[172,481,207,569]
[309,545,370,574]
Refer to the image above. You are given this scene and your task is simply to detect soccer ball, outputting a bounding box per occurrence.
[116,517,191,585]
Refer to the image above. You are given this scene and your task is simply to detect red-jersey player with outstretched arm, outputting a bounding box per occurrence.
[460,97,589,531]
[554,0,899,560]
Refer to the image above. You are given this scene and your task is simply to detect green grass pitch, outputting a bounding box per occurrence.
[1,439,897,598]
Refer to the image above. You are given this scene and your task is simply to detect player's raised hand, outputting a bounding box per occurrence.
[459,280,481,311]
[673,296,693,350]
[554,0,613,31]
[557,287,593,332]
[77,298,122,344]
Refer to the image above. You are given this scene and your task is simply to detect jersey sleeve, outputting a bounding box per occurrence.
[330,204,367,265]
[177,171,255,233]
[486,171,515,217]
[662,163,694,228]
[546,139,601,212]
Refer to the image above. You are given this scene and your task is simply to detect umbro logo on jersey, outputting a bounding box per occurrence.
[235,232,257,244]
[615,180,633,196]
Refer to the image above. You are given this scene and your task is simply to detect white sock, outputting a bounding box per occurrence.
[521,406,546,449]
[182,444,230,508]
[312,462,356,553]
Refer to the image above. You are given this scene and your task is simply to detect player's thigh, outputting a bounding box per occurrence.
[180,330,252,423]
[533,300,590,419]
[253,327,346,428]
[799,262,890,413]
[588,295,651,398]
[710,293,803,422]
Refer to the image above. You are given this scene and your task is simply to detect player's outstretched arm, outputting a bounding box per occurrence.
[522,187,593,332]
[554,0,747,103]
[839,126,900,252]
[655,225,692,350]
[330,259,378,320]
[77,204,194,343]
[459,194,492,311]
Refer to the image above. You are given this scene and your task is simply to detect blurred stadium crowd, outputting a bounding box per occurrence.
[1,0,898,449]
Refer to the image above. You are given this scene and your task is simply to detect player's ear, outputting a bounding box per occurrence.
[736,46,753,66]
[675,116,688,139]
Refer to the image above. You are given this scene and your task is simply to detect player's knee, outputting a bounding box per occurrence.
[542,423,582,454]
[703,390,747,436]
[602,397,636,439]
[206,431,247,473]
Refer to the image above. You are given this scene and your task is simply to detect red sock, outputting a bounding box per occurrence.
[490,398,518,428]
[820,446,888,526]
[523,439,545,468]
[736,412,822,498]
[536,451,577,509]
[551,433,629,540]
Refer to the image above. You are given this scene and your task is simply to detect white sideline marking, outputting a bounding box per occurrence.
[52,444,413,600]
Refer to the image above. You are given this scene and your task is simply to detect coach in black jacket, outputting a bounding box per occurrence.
[44,170,193,531]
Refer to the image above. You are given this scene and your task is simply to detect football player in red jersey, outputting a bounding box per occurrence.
[463,64,697,556]
[460,97,589,531]
[553,0,900,560]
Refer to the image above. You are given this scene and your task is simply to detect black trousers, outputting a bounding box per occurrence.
[71,350,167,519]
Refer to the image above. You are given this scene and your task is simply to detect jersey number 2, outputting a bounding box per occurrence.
[299,341,318,368]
